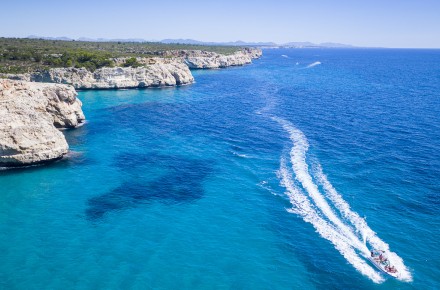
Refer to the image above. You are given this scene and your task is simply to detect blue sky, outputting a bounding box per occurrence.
[1,0,439,48]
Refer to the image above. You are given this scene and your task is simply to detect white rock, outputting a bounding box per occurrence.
[26,60,194,89]
[184,48,262,69]
[0,79,85,167]
[1,49,262,88]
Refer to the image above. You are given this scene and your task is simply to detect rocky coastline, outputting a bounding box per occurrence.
[1,48,261,89]
[0,48,261,167]
[0,79,85,167]
[6,60,194,90]
[183,48,262,69]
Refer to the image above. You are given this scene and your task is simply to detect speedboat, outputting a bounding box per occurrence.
[368,249,399,278]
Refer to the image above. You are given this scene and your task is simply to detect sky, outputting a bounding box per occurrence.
[1,0,439,48]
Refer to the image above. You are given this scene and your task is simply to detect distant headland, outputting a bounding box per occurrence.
[24,35,355,48]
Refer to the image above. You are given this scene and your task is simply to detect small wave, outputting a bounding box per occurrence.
[65,150,84,159]
[306,61,321,68]
[281,55,289,58]
[57,121,87,131]
[231,151,252,159]
[75,120,88,128]
[258,180,282,196]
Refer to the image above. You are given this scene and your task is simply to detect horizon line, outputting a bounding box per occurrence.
[1,35,439,50]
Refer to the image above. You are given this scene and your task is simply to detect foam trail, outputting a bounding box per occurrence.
[279,158,384,283]
[314,165,413,282]
[306,61,321,68]
[273,117,367,252]
[273,116,412,282]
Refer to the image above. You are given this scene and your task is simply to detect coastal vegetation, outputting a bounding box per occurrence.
[122,57,142,68]
[0,38,242,73]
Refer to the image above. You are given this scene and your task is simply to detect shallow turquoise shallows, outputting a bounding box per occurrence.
[1,49,440,289]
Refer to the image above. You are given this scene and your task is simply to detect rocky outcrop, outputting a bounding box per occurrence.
[183,48,262,69]
[0,79,85,167]
[8,60,194,90]
[243,47,263,59]
[1,48,262,88]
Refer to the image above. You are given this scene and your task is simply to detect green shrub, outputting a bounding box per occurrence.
[0,37,242,73]
[123,57,141,67]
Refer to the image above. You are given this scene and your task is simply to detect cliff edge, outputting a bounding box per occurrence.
[2,48,262,89]
[183,48,262,69]
[7,59,194,90]
[0,79,85,167]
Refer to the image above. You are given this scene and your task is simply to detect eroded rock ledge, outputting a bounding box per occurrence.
[8,60,194,90]
[0,79,85,167]
[182,48,262,69]
[2,48,262,89]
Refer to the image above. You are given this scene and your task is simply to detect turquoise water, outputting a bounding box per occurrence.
[1,49,440,289]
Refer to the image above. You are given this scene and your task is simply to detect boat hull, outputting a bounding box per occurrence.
[367,257,399,278]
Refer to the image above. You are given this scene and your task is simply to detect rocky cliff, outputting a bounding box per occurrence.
[2,49,262,88]
[7,60,194,90]
[182,48,262,69]
[0,79,85,167]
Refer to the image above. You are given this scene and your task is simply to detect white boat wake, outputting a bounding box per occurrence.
[272,116,412,283]
[306,61,321,68]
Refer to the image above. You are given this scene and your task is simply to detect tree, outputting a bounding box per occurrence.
[123,57,141,68]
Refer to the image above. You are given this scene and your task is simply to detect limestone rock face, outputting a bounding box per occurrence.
[1,49,262,88]
[0,79,85,167]
[243,47,263,59]
[42,84,85,128]
[184,48,262,69]
[25,60,194,89]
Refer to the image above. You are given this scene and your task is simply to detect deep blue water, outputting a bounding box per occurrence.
[1,48,440,289]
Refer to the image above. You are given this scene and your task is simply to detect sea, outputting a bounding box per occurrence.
[1,48,439,289]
